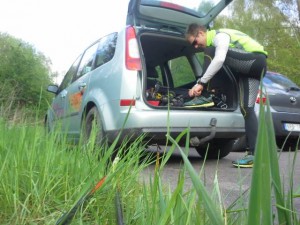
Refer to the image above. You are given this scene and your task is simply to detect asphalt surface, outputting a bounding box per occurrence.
[142,146,300,212]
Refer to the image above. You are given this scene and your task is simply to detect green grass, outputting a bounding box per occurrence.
[0,118,150,224]
[0,96,299,224]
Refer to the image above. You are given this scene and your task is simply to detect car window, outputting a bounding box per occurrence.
[195,52,205,66]
[140,0,223,17]
[76,41,99,79]
[154,66,163,84]
[94,33,118,68]
[264,73,298,90]
[58,55,82,93]
[146,65,164,89]
[168,56,195,88]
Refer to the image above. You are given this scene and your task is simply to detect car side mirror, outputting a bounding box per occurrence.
[47,84,59,94]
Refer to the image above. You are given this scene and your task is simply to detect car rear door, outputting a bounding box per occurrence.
[62,41,99,134]
[49,55,82,132]
[127,0,232,30]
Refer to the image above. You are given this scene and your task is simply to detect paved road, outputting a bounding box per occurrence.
[142,147,300,211]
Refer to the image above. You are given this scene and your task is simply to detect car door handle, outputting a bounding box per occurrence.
[60,90,67,98]
[78,83,87,91]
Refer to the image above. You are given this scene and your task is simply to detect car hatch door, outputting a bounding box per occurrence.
[127,0,232,33]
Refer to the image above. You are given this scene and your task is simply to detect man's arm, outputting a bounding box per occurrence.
[198,32,230,84]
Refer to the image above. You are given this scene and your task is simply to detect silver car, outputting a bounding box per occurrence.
[46,0,244,159]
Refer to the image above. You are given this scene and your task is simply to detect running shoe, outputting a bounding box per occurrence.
[232,154,254,168]
[184,95,214,108]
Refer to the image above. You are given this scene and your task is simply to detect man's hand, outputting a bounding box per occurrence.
[189,84,203,97]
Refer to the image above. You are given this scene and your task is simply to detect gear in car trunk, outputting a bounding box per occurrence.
[139,30,239,111]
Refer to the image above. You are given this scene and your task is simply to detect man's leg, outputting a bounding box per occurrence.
[225,50,266,167]
[202,47,267,167]
[239,77,260,154]
[232,77,260,168]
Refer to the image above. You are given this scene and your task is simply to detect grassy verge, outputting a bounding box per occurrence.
[0,117,154,224]
[0,98,299,224]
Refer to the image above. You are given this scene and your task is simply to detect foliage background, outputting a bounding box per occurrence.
[214,0,300,85]
[0,32,54,116]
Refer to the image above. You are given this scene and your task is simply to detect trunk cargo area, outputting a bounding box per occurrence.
[139,30,239,111]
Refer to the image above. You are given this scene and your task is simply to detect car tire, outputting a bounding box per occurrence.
[232,135,247,152]
[82,106,105,146]
[277,138,298,151]
[195,139,234,159]
[44,116,50,134]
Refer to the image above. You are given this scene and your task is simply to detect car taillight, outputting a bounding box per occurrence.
[256,89,266,104]
[125,26,141,71]
[120,99,136,106]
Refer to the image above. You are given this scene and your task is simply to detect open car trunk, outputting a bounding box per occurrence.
[139,29,239,111]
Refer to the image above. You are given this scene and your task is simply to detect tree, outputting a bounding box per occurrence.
[0,32,54,116]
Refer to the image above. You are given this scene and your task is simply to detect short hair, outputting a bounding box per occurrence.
[185,23,207,38]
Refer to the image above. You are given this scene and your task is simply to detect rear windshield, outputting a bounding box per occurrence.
[264,72,299,90]
[141,0,222,17]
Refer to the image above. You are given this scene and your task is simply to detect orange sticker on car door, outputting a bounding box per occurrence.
[69,92,83,111]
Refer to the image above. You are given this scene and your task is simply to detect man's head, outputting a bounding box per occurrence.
[185,23,207,48]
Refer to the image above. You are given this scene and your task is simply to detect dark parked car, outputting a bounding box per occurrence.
[233,71,300,151]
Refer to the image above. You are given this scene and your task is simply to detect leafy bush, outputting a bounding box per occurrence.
[0,32,54,116]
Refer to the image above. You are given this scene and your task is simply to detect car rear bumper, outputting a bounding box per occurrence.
[103,104,245,145]
[105,126,245,146]
[272,112,300,138]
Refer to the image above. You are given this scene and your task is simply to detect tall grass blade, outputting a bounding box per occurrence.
[156,173,185,225]
[167,129,224,225]
[286,141,300,223]
[160,128,190,169]
[264,97,292,225]
[247,84,297,225]
[247,88,273,225]
[115,188,124,225]
[55,176,106,225]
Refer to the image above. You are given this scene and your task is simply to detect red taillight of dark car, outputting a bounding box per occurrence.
[125,26,142,71]
[255,89,267,104]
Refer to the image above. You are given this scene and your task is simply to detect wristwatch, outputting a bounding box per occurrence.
[197,80,207,87]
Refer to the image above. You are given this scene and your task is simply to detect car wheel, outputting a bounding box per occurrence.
[44,115,55,136]
[195,139,234,159]
[44,116,50,134]
[277,138,298,151]
[82,106,105,146]
[232,135,247,152]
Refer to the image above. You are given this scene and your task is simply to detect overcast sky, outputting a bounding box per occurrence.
[0,0,226,84]
[0,0,130,83]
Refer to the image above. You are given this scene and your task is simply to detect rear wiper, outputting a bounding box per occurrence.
[158,25,183,34]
